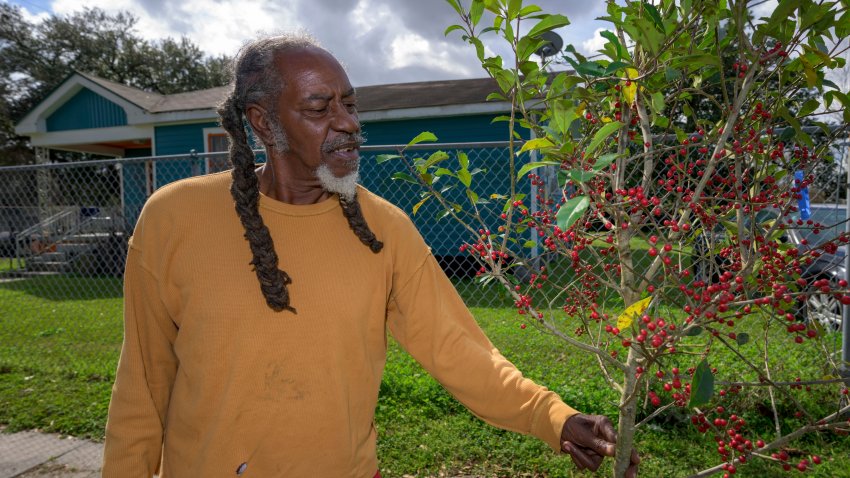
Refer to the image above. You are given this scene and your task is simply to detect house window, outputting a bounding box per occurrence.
[206,132,230,173]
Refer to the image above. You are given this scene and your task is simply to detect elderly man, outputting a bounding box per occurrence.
[102,34,639,478]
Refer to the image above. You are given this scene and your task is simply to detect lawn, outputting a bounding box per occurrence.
[0,257,25,273]
[1,275,849,477]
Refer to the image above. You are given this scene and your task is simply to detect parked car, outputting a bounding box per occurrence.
[692,204,847,330]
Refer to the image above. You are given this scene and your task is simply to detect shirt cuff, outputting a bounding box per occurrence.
[531,395,581,452]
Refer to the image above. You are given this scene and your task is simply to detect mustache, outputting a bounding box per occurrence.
[321,133,366,153]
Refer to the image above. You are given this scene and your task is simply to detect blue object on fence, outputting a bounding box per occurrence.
[795,170,811,220]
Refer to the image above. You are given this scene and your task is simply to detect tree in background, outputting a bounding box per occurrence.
[0,4,230,166]
[387,0,850,476]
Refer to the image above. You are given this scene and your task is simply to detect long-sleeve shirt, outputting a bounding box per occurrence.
[102,171,578,477]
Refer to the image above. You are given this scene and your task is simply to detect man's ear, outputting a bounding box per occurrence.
[245,104,273,147]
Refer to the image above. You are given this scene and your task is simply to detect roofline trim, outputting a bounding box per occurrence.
[27,125,154,148]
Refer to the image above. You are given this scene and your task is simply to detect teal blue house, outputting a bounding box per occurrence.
[14,72,522,261]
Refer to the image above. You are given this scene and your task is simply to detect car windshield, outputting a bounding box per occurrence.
[789,206,848,247]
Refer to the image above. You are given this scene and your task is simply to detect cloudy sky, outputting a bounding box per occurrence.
[6,0,614,87]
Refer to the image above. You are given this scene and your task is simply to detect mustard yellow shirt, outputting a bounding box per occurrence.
[102,172,578,477]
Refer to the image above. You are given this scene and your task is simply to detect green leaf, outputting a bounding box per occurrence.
[444,24,466,36]
[593,153,618,171]
[665,67,682,82]
[457,169,472,187]
[424,151,450,167]
[518,160,561,179]
[466,189,479,204]
[376,154,402,164]
[527,14,570,39]
[736,333,750,346]
[555,195,590,230]
[599,30,627,60]
[569,169,596,183]
[518,137,555,154]
[519,5,543,16]
[643,2,664,31]
[523,240,537,248]
[552,100,579,136]
[469,0,485,26]
[407,132,438,147]
[768,0,800,26]
[586,121,623,155]
[391,172,419,184]
[605,61,630,75]
[688,359,715,408]
[685,326,703,337]
[575,61,607,77]
[651,92,665,114]
[797,99,820,117]
[458,151,469,170]
[482,0,501,13]
[507,0,522,20]
[445,0,463,16]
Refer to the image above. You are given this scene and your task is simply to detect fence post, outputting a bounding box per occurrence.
[35,147,50,223]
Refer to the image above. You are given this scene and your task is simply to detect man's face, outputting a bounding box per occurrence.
[268,48,362,189]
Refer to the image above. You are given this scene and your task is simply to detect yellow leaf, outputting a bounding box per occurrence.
[624,68,639,105]
[617,296,652,330]
[601,116,613,123]
[576,102,587,116]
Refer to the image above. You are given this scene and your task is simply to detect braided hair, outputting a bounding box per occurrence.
[216,34,383,313]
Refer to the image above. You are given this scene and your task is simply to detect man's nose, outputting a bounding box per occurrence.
[331,103,360,133]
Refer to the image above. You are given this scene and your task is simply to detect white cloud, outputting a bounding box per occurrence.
[581,28,609,56]
[18,0,611,86]
[388,33,476,77]
[50,0,291,56]
[16,5,50,23]
[750,0,778,20]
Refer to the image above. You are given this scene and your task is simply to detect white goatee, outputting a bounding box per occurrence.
[315,162,360,201]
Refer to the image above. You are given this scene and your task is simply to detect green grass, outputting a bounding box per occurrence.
[0,257,25,273]
[1,276,849,477]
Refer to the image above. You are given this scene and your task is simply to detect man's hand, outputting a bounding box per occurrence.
[560,413,639,477]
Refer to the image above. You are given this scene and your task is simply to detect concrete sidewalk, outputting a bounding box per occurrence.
[0,430,102,478]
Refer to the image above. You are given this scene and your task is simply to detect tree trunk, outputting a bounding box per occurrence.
[613,347,641,478]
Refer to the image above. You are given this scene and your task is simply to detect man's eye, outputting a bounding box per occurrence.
[345,103,358,112]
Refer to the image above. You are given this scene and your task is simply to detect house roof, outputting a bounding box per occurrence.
[75,72,500,114]
[75,72,165,111]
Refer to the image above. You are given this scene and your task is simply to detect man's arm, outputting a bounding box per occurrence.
[102,245,178,477]
[386,252,578,451]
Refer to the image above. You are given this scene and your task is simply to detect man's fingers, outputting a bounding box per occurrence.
[563,441,604,472]
[626,462,639,478]
[594,416,618,444]
[631,448,641,465]
[590,437,617,457]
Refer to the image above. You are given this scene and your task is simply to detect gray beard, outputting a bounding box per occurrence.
[315,161,360,201]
